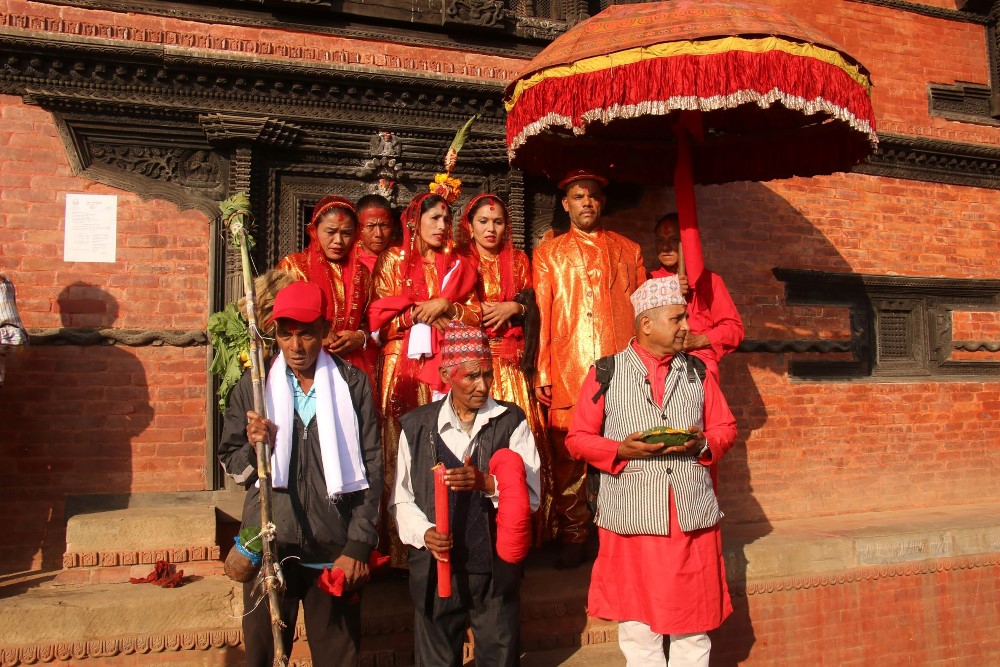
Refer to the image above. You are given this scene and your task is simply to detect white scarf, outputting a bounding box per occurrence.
[263,351,368,499]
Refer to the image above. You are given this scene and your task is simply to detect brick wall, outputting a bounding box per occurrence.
[602,175,1000,524]
[0,94,210,572]
[716,557,1000,665]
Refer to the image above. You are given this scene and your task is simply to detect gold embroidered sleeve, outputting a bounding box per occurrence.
[371,249,411,340]
[357,263,373,332]
[276,255,307,281]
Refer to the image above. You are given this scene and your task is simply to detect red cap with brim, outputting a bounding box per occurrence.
[557,169,609,191]
[271,281,327,324]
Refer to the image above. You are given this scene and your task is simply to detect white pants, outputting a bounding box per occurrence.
[617,621,711,667]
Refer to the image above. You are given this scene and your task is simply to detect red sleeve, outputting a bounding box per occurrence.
[565,366,628,474]
[703,273,744,360]
[701,369,737,464]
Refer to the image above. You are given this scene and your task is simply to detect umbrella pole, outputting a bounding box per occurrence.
[673,116,704,289]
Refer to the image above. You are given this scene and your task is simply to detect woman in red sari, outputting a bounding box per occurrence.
[370,192,481,566]
[276,196,374,384]
[459,194,556,544]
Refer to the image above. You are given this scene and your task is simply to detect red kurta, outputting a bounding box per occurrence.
[651,266,743,383]
[353,243,380,274]
[566,341,736,634]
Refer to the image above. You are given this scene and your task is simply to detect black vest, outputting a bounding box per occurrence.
[401,399,526,610]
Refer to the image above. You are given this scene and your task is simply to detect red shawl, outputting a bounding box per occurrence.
[458,194,522,340]
[369,193,477,401]
[301,195,362,330]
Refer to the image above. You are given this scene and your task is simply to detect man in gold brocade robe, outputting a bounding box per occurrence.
[533,170,646,568]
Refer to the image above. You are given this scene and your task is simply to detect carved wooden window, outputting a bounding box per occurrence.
[769,269,1000,381]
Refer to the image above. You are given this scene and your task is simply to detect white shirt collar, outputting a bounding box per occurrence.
[437,393,507,440]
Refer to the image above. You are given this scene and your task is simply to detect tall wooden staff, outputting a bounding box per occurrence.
[220,194,288,667]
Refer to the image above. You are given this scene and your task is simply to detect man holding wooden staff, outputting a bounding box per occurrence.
[391,321,540,666]
[650,213,744,386]
[219,281,383,666]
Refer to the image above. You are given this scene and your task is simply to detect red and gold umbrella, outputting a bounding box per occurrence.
[504,0,877,283]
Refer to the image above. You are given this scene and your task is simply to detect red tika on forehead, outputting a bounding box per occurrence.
[360,209,389,222]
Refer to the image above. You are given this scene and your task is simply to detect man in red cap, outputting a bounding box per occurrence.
[218,281,383,667]
[391,322,540,667]
[532,169,646,568]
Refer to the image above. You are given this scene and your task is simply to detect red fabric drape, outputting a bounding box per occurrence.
[304,195,361,326]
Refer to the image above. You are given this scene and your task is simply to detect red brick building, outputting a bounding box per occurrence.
[1,0,998,664]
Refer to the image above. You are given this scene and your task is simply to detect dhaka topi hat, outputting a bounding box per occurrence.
[271,281,327,325]
[440,321,492,368]
[630,276,686,317]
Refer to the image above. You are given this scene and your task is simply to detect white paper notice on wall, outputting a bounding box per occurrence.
[63,193,118,263]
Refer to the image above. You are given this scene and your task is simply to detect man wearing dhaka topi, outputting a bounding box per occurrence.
[391,322,540,666]
[532,169,646,568]
[566,276,737,667]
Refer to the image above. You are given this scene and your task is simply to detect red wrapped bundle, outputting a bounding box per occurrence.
[489,449,532,563]
[433,463,452,598]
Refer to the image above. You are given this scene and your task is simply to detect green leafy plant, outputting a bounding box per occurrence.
[208,302,250,413]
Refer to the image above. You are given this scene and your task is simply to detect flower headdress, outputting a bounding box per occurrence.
[428,114,479,205]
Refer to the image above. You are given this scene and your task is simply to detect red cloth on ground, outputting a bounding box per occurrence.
[489,448,532,564]
[317,550,391,597]
[129,560,185,588]
[565,342,737,634]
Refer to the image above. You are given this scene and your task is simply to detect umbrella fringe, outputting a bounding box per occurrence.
[507,50,878,160]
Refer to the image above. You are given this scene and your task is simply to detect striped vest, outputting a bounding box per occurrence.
[596,346,722,536]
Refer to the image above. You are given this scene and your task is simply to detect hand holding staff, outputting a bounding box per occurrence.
[221,193,289,667]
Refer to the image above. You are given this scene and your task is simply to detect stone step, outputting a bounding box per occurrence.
[54,559,226,585]
[62,493,238,577]
[0,576,241,648]
[4,502,999,666]
[721,500,1000,580]
[522,642,625,667]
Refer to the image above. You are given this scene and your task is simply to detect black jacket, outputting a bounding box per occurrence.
[218,357,382,563]
[400,399,526,609]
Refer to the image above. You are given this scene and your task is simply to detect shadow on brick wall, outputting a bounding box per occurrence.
[1,282,153,575]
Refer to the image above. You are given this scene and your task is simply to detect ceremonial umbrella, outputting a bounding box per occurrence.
[504,0,877,284]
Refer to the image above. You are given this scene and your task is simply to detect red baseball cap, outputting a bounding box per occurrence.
[270,281,326,324]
